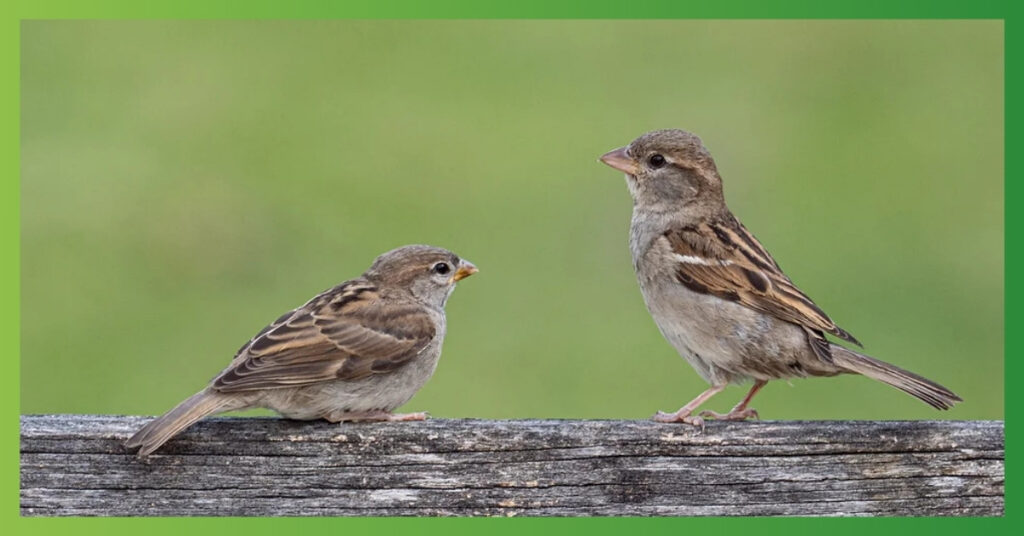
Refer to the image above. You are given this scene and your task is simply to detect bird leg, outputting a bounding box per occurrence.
[322,410,429,423]
[653,384,727,426]
[699,380,766,421]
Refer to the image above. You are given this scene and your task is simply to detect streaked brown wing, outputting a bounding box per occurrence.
[664,218,861,349]
[212,281,436,392]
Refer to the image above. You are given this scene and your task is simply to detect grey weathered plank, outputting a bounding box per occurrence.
[20,415,1003,517]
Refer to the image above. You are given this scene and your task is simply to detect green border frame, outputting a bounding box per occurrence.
[4,0,1011,532]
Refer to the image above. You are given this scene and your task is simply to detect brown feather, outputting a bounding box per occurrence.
[664,219,862,356]
[212,280,435,392]
[124,389,233,457]
[830,345,962,409]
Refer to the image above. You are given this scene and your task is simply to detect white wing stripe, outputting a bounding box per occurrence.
[674,254,733,267]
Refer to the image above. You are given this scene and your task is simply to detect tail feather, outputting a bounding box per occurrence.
[125,389,230,457]
[830,345,962,410]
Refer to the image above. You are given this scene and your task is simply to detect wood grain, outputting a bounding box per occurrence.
[21,415,1003,517]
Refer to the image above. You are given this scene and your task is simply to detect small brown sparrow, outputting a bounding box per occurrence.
[126,245,477,456]
[600,129,960,425]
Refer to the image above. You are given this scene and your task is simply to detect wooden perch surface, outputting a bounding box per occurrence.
[21,415,1003,517]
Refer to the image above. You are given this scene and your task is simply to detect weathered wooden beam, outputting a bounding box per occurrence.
[20,415,1003,517]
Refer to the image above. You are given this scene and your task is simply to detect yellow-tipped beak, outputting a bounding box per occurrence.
[600,147,639,175]
[451,262,478,282]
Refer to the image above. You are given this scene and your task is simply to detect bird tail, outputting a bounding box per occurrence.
[829,344,962,410]
[125,389,231,457]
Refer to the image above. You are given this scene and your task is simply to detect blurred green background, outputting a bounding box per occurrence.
[21,20,1002,420]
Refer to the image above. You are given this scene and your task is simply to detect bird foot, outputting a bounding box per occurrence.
[698,408,759,421]
[385,411,429,422]
[652,410,705,428]
[323,410,429,423]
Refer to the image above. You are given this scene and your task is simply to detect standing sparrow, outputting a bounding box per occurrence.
[600,129,960,425]
[126,245,478,456]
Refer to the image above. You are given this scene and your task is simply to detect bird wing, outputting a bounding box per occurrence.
[211,281,436,392]
[663,216,861,355]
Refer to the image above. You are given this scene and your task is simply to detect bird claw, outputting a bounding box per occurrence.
[324,410,429,423]
[389,411,429,422]
[698,408,759,421]
[652,410,705,428]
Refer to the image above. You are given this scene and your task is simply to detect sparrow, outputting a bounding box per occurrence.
[125,245,478,456]
[600,129,961,425]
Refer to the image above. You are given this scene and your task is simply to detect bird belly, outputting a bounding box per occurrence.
[259,337,445,420]
[638,261,815,385]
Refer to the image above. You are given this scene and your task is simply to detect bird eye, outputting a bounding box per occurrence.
[648,154,667,169]
[432,262,451,275]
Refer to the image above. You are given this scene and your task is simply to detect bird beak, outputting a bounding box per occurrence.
[451,261,478,283]
[600,147,639,175]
